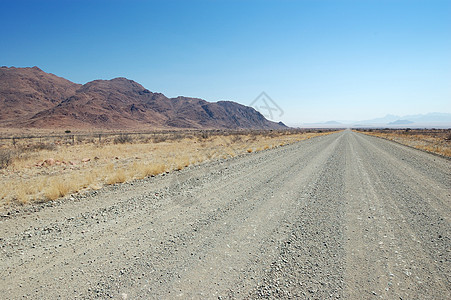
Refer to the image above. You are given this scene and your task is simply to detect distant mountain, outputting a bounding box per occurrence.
[0,67,287,130]
[300,112,451,129]
[401,113,451,123]
[354,113,451,125]
[292,120,346,129]
[357,114,400,124]
[323,121,343,125]
[388,119,414,125]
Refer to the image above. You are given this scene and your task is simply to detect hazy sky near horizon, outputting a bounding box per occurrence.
[1,0,450,124]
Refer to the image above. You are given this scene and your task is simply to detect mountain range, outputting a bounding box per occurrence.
[300,113,451,128]
[356,113,451,125]
[0,67,287,130]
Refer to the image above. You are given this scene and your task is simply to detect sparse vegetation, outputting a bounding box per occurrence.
[138,163,167,178]
[0,129,339,209]
[44,179,71,200]
[356,128,451,157]
[106,168,127,185]
[0,149,13,169]
[114,134,133,144]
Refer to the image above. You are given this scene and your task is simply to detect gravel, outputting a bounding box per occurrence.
[0,130,449,299]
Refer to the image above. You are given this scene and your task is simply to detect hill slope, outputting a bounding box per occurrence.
[0,67,286,130]
[0,66,80,122]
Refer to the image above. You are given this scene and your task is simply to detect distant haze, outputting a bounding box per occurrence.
[293,112,451,128]
[1,0,450,124]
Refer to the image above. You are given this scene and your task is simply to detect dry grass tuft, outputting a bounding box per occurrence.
[44,179,71,200]
[15,188,29,205]
[139,163,167,178]
[106,169,127,185]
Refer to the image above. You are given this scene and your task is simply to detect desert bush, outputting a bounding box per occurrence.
[168,132,185,141]
[199,132,210,139]
[0,149,13,169]
[114,134,133,144]
[230,135,242,143]
[152,135,168,143]
[247,135,257,142]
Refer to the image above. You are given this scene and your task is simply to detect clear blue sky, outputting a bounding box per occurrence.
[1,0,450,124]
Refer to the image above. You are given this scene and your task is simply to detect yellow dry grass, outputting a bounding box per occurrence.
[357,130,451,157]
[0,130,338,209]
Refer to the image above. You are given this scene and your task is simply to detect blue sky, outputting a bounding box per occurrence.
[1,0,450,124]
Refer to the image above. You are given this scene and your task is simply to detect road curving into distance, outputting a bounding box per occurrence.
[1,130,450,299]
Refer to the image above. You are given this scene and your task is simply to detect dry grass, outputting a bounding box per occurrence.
[0,129,338,209]
[44,179,71,200]
[106,169,127,185]
[356,129,451,157]
[137,163,167,178]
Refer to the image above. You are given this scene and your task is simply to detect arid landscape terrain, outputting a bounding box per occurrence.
[0,67,450,299]
[0,129,337,209]
[0,72,450,297]
[0,130,449,299]
[2,0,450,298]
[356,128,451,157]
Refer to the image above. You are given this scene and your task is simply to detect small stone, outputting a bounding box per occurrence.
[44,158,55,166]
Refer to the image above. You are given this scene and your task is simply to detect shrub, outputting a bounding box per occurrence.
[152,135,168,143]
[114,134,133,144]
[168,133,185,141]
[0,149,13,169]
[230,135,242,143]
[200,132,210,139]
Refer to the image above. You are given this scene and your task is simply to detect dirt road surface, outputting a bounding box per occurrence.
[1,130,450,299]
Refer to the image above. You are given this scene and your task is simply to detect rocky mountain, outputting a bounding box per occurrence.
[0,67,287,130]
[0,66,80,122]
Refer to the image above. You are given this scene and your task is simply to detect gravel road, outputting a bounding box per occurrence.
[1,130,450,299]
